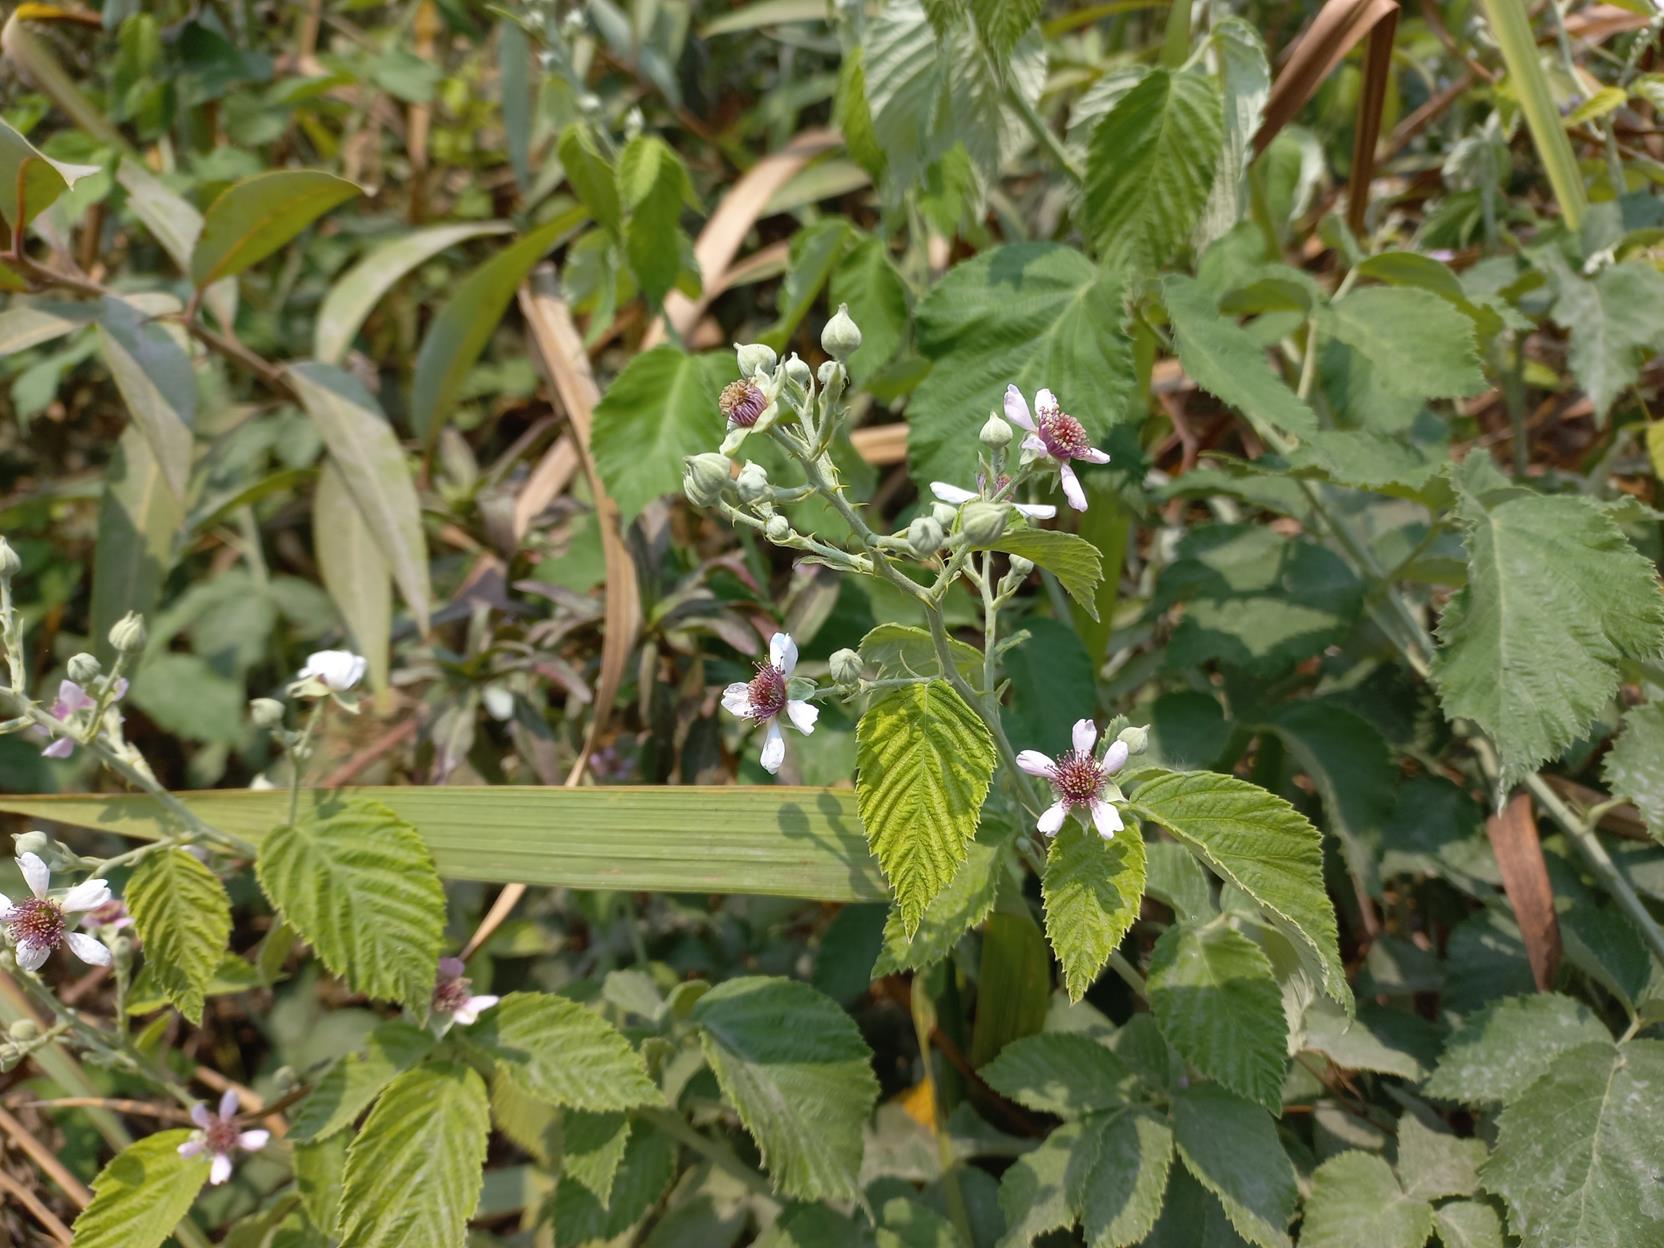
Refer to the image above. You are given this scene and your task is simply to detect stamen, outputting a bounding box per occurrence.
[1050,750,1105,807]
[202,1115,241,1155]
[719,380,768,428]
[746,663,789,721]
[5,897,64,955]
[1037,410,1090,459]
[433,974,474,1016]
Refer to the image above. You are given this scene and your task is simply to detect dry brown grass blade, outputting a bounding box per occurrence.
[0,1167,73,1245]
[0,1106,92,1207]
[512,433,582,541]
[644,128,841,350]
[1255,0,1399,156]
[1486,790,1563,991]
[1347,6,1400,233]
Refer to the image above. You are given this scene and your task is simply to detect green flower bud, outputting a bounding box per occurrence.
[8,1019,38,1042]
[273,1065,301,1094]
[764,515,791,542]
[961,501,1007,546]
[250,697,287,730]
[931,502,958,530]
[784,353,812,388]
[906,516,946,557]
[734,342,777,378]
[0,536,19,579]
[67,653,101,684]
[1008,555,1035,578]
[821,303,863,359]
[108,611,147,655]
[11,830,50,858]
[683,452,733,508]
[829,648,863,686]
[817,358,846,404]
[736,462,771,505]
[1116,724,1150,755]
[980,413,1013,447]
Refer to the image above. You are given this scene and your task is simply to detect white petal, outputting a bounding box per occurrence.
[1091,800,1124,839]
[1072,719,1098,756]
[1015,750,1055,777]
[1035,387,1058,414]
[219,1089,240,1120]
[759,720,786,774]
[1077,447,1112,464]
[1020,434,1046,455]
[1037,801,1068,837]
[60,878,111,913]
[930,481,977,505]
[454,995,499,1026]
[209,1153,233,1185]
[1060,463,1087,511]
[18,853,50,899]
[299,649,365,691]
[1003,384,1035,430]
[785,699,819,734]
[770,632,798,676]
[0,894,12,918]
[345,655,369,687]
[178,1138,206,1158]
[16,941,50,972]
[238,1129,270,1153]
[720,682,753,717]
[1012,502,1057,520]
[190,1103,213,1128]
[1101,739,1130,774]
[64,932,111,966]
[41,737,74,759]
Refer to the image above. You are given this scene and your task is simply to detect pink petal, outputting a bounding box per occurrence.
[1101,739,1130,774]
[1037,802,1068,837]
[41,737,74,759]
[190,1103,213,1129]
[1003,384,1035,430]
[1059,463,1087,511]
[238,1129,270,1153]
[1077,447,1111,464]
[209,1153,233,1185]
[438,956,466,980]
[1015,750,1055,777]
[218,1088,240,1120]
[1072,719,1098,757]
[178,1138,206,1158]
[1091,800,1124,839]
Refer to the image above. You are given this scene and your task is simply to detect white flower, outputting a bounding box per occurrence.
[178,1089,268,1185]
[296,649,367,692]
[1003,385,1110,512]
[0,852,112,971]
[928,481,1057,522]
[721,632,818,775]
[1017,719,1130,840]
[432,957,499,1027]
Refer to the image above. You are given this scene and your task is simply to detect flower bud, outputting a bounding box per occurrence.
[250,698,287,730]
[11,830,49,858]
[734,342,777,378]
[67,653,101,684]
[8,1019,38,1042]
[1116,724,1150,755]
[980,413,1013,448]
[961,501,1008,546]
[784,353,812,388]
[108,611,147,654]
[829,648,863,686]
[931,503,958,530]
[735,461,771,505]
[906,516,946,558]
[1008,555,1034,578]
[683,453,733,508]
[817,358,846,404]
[0,536,19,579]
[821,304,863,360]
[273,1065,302,1094]
[764,515,791,542]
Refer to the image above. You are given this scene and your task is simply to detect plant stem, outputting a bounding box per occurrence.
[1004,78,1086,186]
[1160,0,1193,68]
[636,1108,778,1203]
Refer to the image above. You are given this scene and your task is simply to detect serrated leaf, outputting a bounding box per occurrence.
[829,233,909,382]
[1547,258,1664,420]
[290,1021,435,1143]
[1129,770,1349,1007]
[1084,68,1223,272]
[70,1129,210,1248]
[1300,1001,1437,1080]
[769,219,853,347]
[1482,1039,1664,1248]
[1433,1201,1506,1248]
[547,1124,675,1247]
[590,345,731,522]
[1068,1109,1175,1248]
[1042,821,1146,1001]
[255,798,445,1009]
[1173,1085,1296,1248]
[980,528,1105,620]
[970,0,1041,60]
[873,825,1008,975]
[466,992,661,1110]
[620,135,693,307]
[877,1195,959,1248]
[1604,701,1664,838]
[126,848,231,1024]
[337,1062,490,1248]
[294,1132,346,1234]
[860,621,983,686]
[1316,287,1487,399]
[981,1031,1132,1116]
[998,1118,1093,1245]
[1148,922,1287,1112]
[91,425,182,660]
[95,295,195,501]
[556,122,621,234]
[560,1111,632,1204]
[1199,19,1271,248]
[1424,992,1611,1106]
[692,976,879,1201]
[909,243,1132,488]
[1397,1113,1486,1201]
[1432,480,1664,793]
[191,170,361,287]
[1144,1163,1253,1248]
[1300,1152,1434,1248]
[856,680,996,937]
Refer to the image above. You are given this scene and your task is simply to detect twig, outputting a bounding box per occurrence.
[0,1106,93,1206]
[14,1097,194,1124]
[0,1167,73,1245]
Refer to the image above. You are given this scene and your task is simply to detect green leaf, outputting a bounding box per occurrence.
[1433,1201,1506,1248]
[1483,1039,1664,1248]
[91,423,182,663]
[998,1118,1091,1245]
[980,528,1105,621]
[0,116,99,229]
[314,221,513,363]
[465,991,661,1110]
[70,1129,211,1248]
[290,1021,435,1143]
[315,461,392,691]
[1316,286,1487,399]
[910,243,1132,488]
[1199,19,1271,248]
[829,233,909,382]
[692,976,880,1201]
[546,1124,675,1247]
[970,909,1052,1068]
[590,345,731,523]
[337,1062,490,1248]
[1432,476,1664,792]
[856,680,997,937]
[557,122,622,235]
[1129,769,1349,1007]
[859,622,982,686]
[190,170,361,287]
[970,0,1041,60]
[1162,274,1318,441]
[294,1133,346,1234]
[1084,68,1223,272]
[1148,922,1287,1111]
[125,951,263,1016]
[769,219,854,348]
[1547,258,1664,421]
[1042,821,1146,1002]
[1172,1084,1297,1248]
[979,1032,1132,1116]
[872,825,1008,975]
[876,1196,959,1248]
[126,849,231,1025]
[1300,1152,1434,1248]
[1424,992,1610,1106]
[619,135,693,307]
[408,210,579,444]
[1144,1164,1253,1248]
[255,798,445,1009]
[1299,1001,1436,1081]
[116,158,237,330]
[560,1111,632,1204]
[1069,1109,1175,1248]
[289,361,429,630]
[1396,1113,1486,1201]
[1603,701,1664,838]
[95,295,195,501]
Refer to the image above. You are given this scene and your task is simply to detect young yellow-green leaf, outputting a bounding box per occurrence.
[856,680,997,937]
[1173,1084,1297,1248]
[1316,287,1487,399]
[545,1124,675,1248]
[464,991,661,1110]
[95,295,195,502]
[1148,922,1287,1112]
[190,170,362,287]
[969,909,1052,1069]
[560,1111,632,1205]
[692,976,880,1202]
[126,848,231,1025]
[979,1032,1132,1116]
[1069,1109,1175,1248]
[872,824,1009,975]
[1084,69,1223,273]
[0,116,99,229]
[1300,1152,1434,1248]
[70,1129,211,1248]
[290,1021,435,1143]
[1129,769,1348,1009]
[980,528,1105,621]
[1603,701,1664,838]
[255,799,445,1010]
[1043,821,1146,1001]
[1423,992,1610,1106]
[1482,1039,1664,1248]
[970,0,1042,60]
[337,1061,490,1248]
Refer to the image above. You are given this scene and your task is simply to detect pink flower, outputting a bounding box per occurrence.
[431,957,499,1027]
[1017,720,1130,840]
[80,898,133,933]
[0,852,112,971]
[177,1090,268,1185]
[41,679,124,759]
[720,632,818,775]
[1004,385,1110,512]
[929,481,1057,521]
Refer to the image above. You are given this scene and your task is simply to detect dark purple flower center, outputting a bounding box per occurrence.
[433,973,474,1016]
[720,380,768,428]
[5,897,63,953]
[1050,750,1105,807]
[202,1115,241,1155]
[1037,407,1090,460]
[83,900,127,928]
[746,663,788,721]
